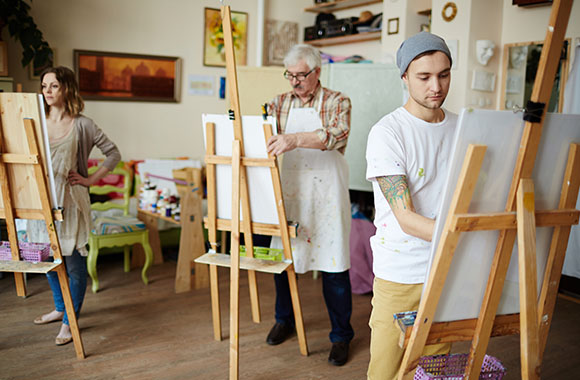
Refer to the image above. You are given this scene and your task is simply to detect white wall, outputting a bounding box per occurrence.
[465,0,503,110]
[4,0,259,162]
[501,0,580,44]
[4,0,579,161]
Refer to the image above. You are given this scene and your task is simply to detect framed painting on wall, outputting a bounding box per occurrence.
[73,50,181,102]
[203,7,248,67]
[263,20,298,66]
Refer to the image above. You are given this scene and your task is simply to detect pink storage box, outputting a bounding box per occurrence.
[0,241,51,262]
[414,354,506,380]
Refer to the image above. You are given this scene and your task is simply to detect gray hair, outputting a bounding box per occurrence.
[284,44,322,70]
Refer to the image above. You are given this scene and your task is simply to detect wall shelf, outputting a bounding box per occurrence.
[304,31,381,47]
[305,0,382,13]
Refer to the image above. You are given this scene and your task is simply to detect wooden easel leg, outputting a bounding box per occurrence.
[517,179,540,380]
[538,144,580,360]
[175,190,208,293]
[242,224,261,323]
[398,145,487,380]
[14,271,27,297]
[247,269,261,323]
[210,264,222,341]
[230,140,241,380]
[205,121,222,341]
[54,265,85,359]
[287,265,308,356]
[262,123,309,356]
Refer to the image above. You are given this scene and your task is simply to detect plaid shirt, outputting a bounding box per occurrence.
[267,82,351,154]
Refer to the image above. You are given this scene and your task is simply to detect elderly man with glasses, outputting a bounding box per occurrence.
[265,44,354,367]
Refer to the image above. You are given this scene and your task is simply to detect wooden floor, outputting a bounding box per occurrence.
[1,255,579,380]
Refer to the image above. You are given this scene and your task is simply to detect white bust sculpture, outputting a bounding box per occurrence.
[510,46,529,69]
[476,40,495,66]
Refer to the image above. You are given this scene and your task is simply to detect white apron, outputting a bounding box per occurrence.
[271,93,351,274]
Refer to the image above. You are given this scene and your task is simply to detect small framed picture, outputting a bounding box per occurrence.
[203,8,248,67]
[471,70,496,92]
[387,17,399,35]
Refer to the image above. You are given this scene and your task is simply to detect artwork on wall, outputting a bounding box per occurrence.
[204,8,248,67]
[0,42,8,76]
[29,48,56,80]
[73,50,181,102]
[387,17,399,35]
[188,74,215,96]
[471,70,496,92]
[263,20,298,67]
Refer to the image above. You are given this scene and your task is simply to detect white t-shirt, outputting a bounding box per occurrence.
[365,106,457,284]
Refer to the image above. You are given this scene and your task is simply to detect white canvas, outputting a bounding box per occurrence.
[37,94,58,209]
[202,114,279,225]
[425,109,580,322]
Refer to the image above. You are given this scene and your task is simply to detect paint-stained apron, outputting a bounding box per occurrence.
[271,93,351,274]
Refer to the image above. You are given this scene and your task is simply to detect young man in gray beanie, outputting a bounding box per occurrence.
[365,31,456,379]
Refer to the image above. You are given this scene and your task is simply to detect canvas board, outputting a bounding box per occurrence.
[202,114,278,224]
[0,93,58,215]
[425,109,580,322]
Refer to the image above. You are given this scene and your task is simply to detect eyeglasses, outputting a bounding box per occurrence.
[283,68,316,81]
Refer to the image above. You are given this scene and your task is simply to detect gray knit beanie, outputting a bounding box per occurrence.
[396,32,452,77]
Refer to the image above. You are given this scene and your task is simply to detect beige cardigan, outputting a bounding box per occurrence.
[75,115,121,176]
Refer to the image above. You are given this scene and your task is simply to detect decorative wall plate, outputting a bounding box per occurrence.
[442,2,457,22]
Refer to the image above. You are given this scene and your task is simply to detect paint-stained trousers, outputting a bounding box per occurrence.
[367,277,451,380]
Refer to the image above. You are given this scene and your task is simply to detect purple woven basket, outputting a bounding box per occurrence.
[0,241,51,262]
[414,354,506,380]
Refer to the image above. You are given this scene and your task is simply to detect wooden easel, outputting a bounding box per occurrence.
[194,6,308,379]
[0,93,85,359]
[397,1,576,379]
[135,169,209,293]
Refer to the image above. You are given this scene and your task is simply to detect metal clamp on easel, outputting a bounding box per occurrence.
[523,100,546,123]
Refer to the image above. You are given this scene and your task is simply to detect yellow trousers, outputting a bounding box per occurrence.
[367,278,451,380]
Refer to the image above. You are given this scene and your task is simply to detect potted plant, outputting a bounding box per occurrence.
[0,0,53,72]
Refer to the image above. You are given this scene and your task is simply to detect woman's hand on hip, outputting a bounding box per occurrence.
[68,170,91,187]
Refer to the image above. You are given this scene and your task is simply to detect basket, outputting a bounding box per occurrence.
[238,245,283,262]
[414,354,506,380]
[0,241,51,263]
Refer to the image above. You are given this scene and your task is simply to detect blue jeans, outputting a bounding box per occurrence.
[274,270,354,343]
[46,249,87,325]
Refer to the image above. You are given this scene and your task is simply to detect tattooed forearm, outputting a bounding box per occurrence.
[377,175,412,210]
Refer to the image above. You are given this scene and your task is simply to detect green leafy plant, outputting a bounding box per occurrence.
[0,0,53,70]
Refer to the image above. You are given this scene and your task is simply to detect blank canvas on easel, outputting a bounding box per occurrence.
[425,109,580,322]
[202,114,278,224]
